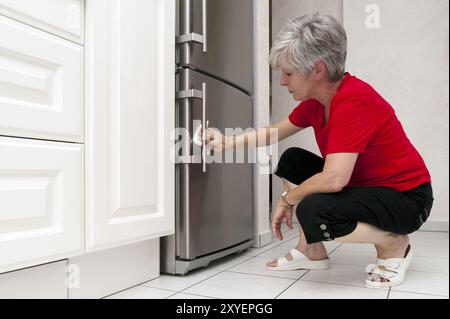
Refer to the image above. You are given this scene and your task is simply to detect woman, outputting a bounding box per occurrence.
[203,13,433,288]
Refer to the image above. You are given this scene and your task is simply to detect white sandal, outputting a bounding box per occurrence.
[365,245,413,288]
[266,248,330,271]
[365,258,386,283]
[365,258,386,274]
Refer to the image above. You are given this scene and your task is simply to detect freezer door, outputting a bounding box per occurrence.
[178,0,253,93]
[177,69,254,259]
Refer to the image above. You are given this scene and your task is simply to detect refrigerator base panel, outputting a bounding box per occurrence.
[164,239,254,275]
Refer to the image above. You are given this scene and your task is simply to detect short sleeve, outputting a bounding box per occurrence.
[288,99,318,128]
[327,98,379,154]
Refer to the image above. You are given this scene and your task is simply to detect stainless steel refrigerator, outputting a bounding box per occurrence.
[161,0,254,275]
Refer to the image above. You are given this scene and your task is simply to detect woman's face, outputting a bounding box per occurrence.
[279,68,315,102]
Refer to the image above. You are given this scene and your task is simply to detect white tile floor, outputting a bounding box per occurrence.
[106,225,449,299]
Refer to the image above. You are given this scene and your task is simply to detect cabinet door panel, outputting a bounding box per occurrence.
[0,137,83,274]
[85,0,175,252]
[0,0,84,44]
[0,15,83,143]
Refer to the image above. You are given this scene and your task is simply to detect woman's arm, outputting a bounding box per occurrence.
[271,152,358,240]
[237,117,304,148]
[284,153,358,205]
[205,117,304,152]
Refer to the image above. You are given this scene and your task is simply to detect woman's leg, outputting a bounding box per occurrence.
[295,187,417,284]
[335,222,410,259]
[266,179,328,268]
[268,147,328,267]
[335,222,410,283]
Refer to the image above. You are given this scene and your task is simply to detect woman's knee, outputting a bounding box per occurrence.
[278,147,306,166]
[296,194,337,242]
[275,148,324,181]
[296,194,324,223]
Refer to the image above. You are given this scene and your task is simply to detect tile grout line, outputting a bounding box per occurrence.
[335,251,449,260]
[170,234,294,296]
[209,251,264,272]
[172,272,448,300]
[242,234,300,257]
[154,271,225,297]
[165,291,181,299]
[166,292,219,299]
[148,231,301,299]
[328,262,449,275]
[138,233,447,299]
[242,233,299,257]
[124,250,445,299]
[106,232,447,299]
[220,242,347,296]
[173,254,263,297]
[272,242,343,299]
[296,278,389,292]
[193,237,447,299]
[273,243,347,299]
[298,277,449,297]
[262,241,344,298]
[165,273,447,299]
[224,269,302,281]
[274,269,314,299]
[277,277,392,299]
[140,286,179,294]
[163,231,301,298]
[102,283,177,299]
[388,290,449,298]
[102,283,146,299]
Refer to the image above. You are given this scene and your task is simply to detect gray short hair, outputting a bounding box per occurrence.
[270,13,347,82]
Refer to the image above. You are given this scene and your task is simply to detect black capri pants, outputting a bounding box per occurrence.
[274,148,434,244]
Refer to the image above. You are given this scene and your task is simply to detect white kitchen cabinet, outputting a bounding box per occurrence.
[68,239,159,299]
[0,14,83,143]
[84,0,175,252]
[0,0,84,44]
[0,260,67,299]
[0,137,83,274]
[0,0,175,297]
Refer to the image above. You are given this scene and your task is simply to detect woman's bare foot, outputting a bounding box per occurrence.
[266,242,329,268]
[367,234,410,283]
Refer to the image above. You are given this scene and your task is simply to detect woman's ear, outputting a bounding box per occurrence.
[314,61,327,79]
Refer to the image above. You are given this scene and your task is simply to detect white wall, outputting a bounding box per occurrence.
[343,0,449,227]
[253,0,272,247]
[271,0,449,229]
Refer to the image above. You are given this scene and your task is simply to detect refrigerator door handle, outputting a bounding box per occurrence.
[202,82,208,173]
[176,33,204,48]
[176,0,207,52]
[175,83,208,170]
[176,89,203,99]
[202,0,207,52]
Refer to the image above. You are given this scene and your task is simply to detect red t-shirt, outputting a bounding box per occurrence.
[288,73,431,192]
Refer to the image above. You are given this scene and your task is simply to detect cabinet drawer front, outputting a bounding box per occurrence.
[0,137,83,274]
[0,15,83,143]
[0,0,84,44]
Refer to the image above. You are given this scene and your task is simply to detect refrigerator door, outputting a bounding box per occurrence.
[178,0,253,93]
[177,68,254,259]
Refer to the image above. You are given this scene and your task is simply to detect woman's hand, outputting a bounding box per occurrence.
[272,197,294,241]
[199,128,234,153]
